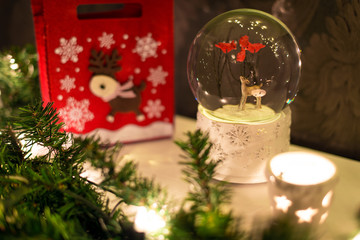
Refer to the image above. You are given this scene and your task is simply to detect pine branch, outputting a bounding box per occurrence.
[249,215,315,240]
[0,102,148,239]
[77,135,168,210]
[172,130,244,240]
[176,130,232,211]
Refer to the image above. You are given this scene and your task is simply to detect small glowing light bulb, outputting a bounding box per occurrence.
[10,63,19,70]
[134,206,166,234]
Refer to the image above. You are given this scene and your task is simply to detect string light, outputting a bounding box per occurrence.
[5,54,19,70]
[134,206,166,235]
[10,63,19,70]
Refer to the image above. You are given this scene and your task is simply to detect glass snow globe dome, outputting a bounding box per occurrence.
[187,9,301,123]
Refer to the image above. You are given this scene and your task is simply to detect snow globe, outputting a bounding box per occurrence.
[187,9,301,183]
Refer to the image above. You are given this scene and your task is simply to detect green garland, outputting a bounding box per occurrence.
[0,103,144,239]
[0,46,352,240]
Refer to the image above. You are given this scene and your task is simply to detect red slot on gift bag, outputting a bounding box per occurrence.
[31,0,174,143]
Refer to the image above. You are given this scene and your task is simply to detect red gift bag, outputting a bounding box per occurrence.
[31,0,174,143]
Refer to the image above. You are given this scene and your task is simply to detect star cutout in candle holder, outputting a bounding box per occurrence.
[319,212,329,224]
[322,191,333,207]
[274,195,292,213]
[295,207,319,223]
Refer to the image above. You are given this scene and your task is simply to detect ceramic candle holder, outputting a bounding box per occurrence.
[266,151,338,226]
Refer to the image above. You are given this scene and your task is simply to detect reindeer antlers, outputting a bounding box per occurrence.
[88,49,122,78]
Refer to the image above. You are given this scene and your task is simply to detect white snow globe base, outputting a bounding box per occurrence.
[196,104,291,184]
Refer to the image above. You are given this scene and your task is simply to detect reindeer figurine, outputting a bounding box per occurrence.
[89,49,146,122]
[239,76,266,110]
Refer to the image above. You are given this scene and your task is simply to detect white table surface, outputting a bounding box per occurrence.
[119,115,360,239]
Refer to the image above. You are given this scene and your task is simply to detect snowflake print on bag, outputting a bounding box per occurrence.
[58,97,94,132]
[132,33,161,62]
[98,32,115,49]
[60,75,76,93]
[143,99,165,119]
[147,66,168,87]
[55,37,83,64]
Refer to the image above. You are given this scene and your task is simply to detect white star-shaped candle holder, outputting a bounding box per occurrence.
[266,152,338,229]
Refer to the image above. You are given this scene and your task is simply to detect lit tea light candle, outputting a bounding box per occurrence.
[266,151,338,226]
[270,152,337,185]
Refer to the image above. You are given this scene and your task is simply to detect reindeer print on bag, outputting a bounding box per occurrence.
[88,49,146,123]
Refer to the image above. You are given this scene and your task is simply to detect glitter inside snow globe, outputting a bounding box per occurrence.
[187,8,301,123]
[188,9,301,183]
